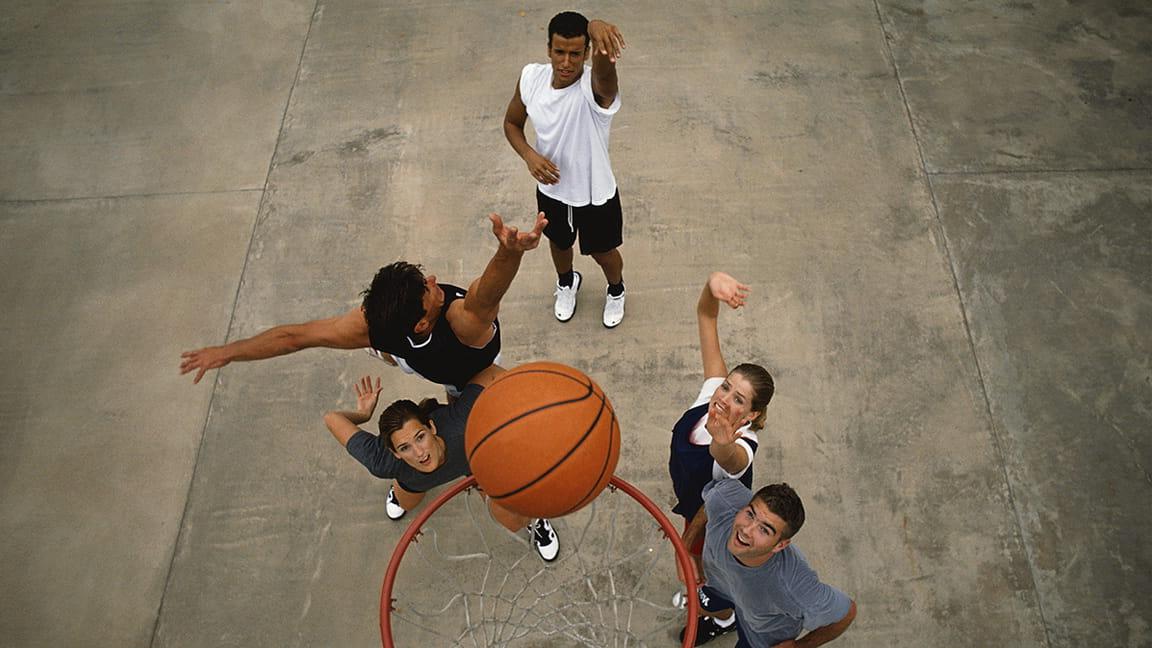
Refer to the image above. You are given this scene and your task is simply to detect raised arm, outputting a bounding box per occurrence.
[698,272,750,379]
[322,375,382,447]
[179,307,370,384]
[449,212,547,346]
[588,19,624,108]
[504,83,560,185]
[707,405,751,476]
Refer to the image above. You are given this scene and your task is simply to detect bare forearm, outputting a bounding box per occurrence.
[709,441,748,475]
[467,246,524,322]
[323,411,368,447]
[222,326,307,362]
[504,121,537,161]
[697,281,721,320]
[329,410,371,426]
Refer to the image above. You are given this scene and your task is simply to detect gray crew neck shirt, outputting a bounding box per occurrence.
[345,384,481,492]
[702,479,852,647]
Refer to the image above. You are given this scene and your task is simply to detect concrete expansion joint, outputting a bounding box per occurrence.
[929,166,1152,177]
[0,187,264,205]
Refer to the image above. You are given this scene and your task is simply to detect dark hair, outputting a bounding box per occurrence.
[548,11,589,48]
[361,262,427,341]
[379,398,441,451]
[752,483,805,539]
[730,363,774,430]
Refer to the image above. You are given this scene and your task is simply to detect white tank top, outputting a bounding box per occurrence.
[519,63,620,207]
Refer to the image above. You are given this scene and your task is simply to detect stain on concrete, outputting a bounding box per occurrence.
[278,150,315,167]
[337,126,402,157]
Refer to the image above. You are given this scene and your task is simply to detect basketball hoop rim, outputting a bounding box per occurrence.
[379,475,700,647]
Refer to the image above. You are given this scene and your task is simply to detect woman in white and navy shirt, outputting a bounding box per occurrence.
[669,272,775,557]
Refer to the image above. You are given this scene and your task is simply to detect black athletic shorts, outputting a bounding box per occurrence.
[537,188,623,255]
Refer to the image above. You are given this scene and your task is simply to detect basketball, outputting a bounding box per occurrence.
[465,361,620,519]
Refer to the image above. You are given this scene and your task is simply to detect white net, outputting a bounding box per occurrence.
[383,479,695,647]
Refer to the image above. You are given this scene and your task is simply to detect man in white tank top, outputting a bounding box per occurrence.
[504,12,629,329]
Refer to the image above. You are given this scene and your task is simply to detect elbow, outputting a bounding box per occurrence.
[323,412,350,440]
[275,327,307,353]
[842,600,857,626]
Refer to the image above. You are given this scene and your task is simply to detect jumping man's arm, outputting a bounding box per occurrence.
[179,308,370,384]
[450,213,547,346]
[588,19,624,108]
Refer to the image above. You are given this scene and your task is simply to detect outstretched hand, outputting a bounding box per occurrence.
[354,375,383,416]
[489,212,548,252]
[588,20,626,62]
[705,405,744,447]
[179,346,230,384]
[707,272,750,309]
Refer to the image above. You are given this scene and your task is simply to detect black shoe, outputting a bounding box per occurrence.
[679,616,737,646]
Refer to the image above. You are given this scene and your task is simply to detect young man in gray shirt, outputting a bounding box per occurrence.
[680,478,857,647]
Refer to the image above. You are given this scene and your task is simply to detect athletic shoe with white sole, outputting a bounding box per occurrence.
[603,287,625,328]
[385,486,406,520]
[553,271,582,322]
[530,518,559,562]
[679,615,737,645]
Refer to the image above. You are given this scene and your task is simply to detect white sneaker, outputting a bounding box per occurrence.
[385,486,406,520]
[530,518,559,562]
[553,271,581,322]
[603,287,625,328]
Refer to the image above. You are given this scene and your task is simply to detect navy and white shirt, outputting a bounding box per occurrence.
[669,377,758,519]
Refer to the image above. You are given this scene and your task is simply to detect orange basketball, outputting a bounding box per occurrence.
[465,362,620,519]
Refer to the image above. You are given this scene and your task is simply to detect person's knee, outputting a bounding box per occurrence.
[487,498,530,532]
[590,248,621,265]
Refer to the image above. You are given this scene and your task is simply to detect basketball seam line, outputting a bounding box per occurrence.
[560,410,619,516]
[466,369,594,461]
[487,387,608,501]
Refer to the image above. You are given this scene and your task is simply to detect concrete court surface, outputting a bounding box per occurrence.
[0,0,1148,646]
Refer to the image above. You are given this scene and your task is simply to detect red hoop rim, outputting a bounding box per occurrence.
[379,475,700,647]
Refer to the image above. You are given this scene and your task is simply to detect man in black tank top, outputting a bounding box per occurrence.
[179,213,547,390]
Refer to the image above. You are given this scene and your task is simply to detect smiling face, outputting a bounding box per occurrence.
[388,418,445,473]
[548,33,588,89]
[727,498,791,566]
[707,371,761,431]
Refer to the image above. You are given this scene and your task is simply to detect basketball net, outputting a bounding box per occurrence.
[381,476,700,647]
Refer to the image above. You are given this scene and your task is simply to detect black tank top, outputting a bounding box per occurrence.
[367,283,501,389]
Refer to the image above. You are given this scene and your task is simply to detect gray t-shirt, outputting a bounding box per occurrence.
[702,479,852,647]
[345,384,480,492]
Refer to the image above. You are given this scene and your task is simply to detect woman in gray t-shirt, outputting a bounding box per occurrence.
[322,366,560,561]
